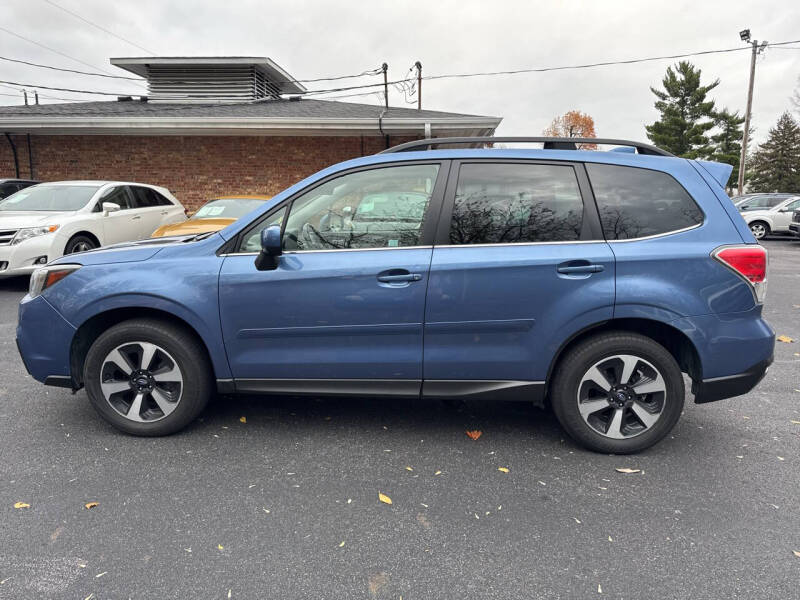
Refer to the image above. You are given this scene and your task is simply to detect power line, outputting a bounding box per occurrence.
[5,39,800,103]
[0,55,144,80]
[42,0,156,55]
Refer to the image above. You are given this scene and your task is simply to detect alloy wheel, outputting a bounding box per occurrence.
[100,341,184,423]
[70,241,93,253]
[576,354,667,439]
[749,223,767,239]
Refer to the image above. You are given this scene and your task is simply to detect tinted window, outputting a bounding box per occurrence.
[0,184,100,211]
[131,187,172,208]
[99,186,132,210]
[448,163,583,244]
[587,164,703,240]
[281,164,439,251]
[0,183,18,199]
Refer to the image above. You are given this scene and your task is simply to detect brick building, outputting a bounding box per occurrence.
[0,57,501,209]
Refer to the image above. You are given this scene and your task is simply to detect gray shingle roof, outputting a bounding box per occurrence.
[0,98,495,121]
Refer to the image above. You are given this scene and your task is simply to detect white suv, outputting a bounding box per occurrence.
[742,195,800,239]
[0,181,186,277]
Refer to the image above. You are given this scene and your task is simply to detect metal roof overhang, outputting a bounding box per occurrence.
[0,116,501,137]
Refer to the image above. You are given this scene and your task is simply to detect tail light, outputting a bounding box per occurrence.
[712,244,767,303]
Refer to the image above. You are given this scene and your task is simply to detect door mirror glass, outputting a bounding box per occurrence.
[255,225,282,271]
[102,201,121,215]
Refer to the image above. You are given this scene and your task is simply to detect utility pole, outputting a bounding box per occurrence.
[382,63,388,109]
[737,29,767,194]
[23,90,28,106]
[415,61,422,110]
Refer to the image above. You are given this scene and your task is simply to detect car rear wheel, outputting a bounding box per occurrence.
[65,234,97,254]
[83,319,212,436]
[749,221,769,240]
[550,332,684,454]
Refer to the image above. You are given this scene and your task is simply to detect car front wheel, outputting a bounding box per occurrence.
[65,234,97,254]
[83,318,212,436]
[550,332,684,454]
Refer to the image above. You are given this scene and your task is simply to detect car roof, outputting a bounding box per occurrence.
[30,180,164,187]
[0,178,39,184]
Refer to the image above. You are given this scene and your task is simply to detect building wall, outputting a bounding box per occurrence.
[0,134,415,210]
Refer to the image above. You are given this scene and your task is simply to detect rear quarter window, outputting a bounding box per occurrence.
[587,164,703,240]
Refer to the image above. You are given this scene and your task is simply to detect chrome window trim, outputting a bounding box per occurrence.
[220,244,434,257]
[436,240,606,248]
[605,222,703,243]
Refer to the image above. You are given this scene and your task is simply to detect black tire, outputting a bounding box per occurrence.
[550,332,684,454]
[83,318,213,436]
[64,234,97,254]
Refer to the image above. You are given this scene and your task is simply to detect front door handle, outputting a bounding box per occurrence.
[377,272,423,283]
[557,263,604,274]
[131,215,142,220]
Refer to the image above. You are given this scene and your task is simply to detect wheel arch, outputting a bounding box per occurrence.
[64,230,101,253]
[545,317,702,401]
[70,306,218,389]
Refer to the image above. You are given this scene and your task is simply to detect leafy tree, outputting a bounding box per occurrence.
[747,111,800,193]
[710,108,745,193]
[543,110,597,149]
[645,61,719,158]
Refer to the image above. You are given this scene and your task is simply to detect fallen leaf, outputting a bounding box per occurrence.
[239,416,246,423]
[217,544,224,551]
[84,594,94,600]
[793,550,800,558]
[778,456,785,461]
[465,430,482,440]
[598,584,602,593]
[84,502,99,510]
[434,470,442,476]
[615,468,641,474]
[608,536,613,542]
[573,517,581,524]
[13,502,30,509]
[95,572,106,578]
[378,492,392,505]
[777,335,795,343]
[497,467,509,473]
[368,572,389,596]
[228,590,232,599]
[405,466,413,471]
[338,541,345,547]
[791,420,800,425]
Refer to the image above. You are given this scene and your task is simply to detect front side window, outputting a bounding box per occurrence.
[448,163,584,244]
[782,199,800,212]
[99,186,132,210]
[587,164,703,240]
[281,164,439,251]
[0,184,101,212]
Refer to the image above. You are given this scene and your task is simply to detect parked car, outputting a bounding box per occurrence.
[16,137,775,454]
[735,193,795,212]
[0,181,185,278]
[789,207,800,239]
[0,178,40,199]
[741,196,800,239]
[151,195,270,238]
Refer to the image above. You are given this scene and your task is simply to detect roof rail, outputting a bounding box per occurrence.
[379,136,674,157]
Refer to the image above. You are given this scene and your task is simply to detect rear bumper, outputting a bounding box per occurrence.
[692,354,773,403]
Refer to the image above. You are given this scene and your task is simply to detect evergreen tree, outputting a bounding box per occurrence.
[747,112,800,192]
[710,108,745,193]
[645,61,719,158]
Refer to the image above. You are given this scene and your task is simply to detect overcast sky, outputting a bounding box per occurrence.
[3,0,800,145]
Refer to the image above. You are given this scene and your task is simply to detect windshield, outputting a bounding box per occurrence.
[0,184,100,212]
[191,198,266,220]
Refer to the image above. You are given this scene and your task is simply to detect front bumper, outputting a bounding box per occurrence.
[692,354,773,403]
[0,235,57,278]
[16,294,76,383]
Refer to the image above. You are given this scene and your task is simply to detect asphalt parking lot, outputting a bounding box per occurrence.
[1,238,798,600]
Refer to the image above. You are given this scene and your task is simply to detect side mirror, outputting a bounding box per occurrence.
[102,201,121,216]
[254,225,282,271]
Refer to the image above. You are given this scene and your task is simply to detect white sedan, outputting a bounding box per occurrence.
[743,195,800,239]
[0,181,186,277]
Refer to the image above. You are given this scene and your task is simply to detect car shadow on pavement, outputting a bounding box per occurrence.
[0,275,30,292]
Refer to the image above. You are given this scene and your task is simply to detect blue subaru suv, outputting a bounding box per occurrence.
[16,137,774,453]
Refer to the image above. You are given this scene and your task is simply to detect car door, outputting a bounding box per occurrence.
[129,186,178,238]
[96,185,141,244]
[422,160,615,397]
[218,161,448,394]
[773,198,800,231]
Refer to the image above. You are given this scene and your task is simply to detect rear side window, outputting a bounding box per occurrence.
[448,163,584,244]
[587,164,703,240]
[131,186,172,207]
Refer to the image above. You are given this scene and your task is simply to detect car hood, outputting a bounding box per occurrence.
[0,211,73,228]
[152,218,235,237]
[51,236,194,267]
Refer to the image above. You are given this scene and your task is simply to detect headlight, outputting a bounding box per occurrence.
[29,264,81,299]
[12,225,60,245]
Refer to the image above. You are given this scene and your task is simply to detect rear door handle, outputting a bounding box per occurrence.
[377,273,423,283]
[557,263,604,274]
